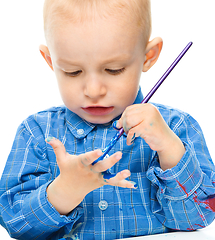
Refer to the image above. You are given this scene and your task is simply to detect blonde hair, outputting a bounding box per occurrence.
[43,0,151,46]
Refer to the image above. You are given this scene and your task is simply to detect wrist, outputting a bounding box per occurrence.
[47,176,85,215]
[157,134,185,171]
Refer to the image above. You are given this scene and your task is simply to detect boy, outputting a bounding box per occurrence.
[0,0,214,239]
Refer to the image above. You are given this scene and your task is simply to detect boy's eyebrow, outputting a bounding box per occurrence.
[102,54,132,64]
[56,54,132,66]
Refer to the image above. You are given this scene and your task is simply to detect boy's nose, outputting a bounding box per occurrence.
[84,76,107,100]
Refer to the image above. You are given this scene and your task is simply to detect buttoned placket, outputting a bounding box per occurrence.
[93,186,117,240]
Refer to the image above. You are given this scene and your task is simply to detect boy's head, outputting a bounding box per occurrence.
[43,0,152,47]
[40,0,162,124]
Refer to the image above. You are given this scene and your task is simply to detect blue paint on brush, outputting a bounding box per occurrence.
[92,128,124,166]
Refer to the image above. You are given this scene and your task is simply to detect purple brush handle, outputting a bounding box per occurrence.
[92,42,193,178]
[142,41,193,104]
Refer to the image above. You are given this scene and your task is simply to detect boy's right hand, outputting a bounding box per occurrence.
[46,138,134,215]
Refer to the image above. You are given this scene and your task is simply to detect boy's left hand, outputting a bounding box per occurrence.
[116,103,185,170]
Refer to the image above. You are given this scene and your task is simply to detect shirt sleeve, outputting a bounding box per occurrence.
[146,111,215,231]
[0,120,83,240]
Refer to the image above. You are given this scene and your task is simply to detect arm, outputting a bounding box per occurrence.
[0,122,83,240]
[146,109,215,230]
[116,103,215,230]
[0,118,134,239]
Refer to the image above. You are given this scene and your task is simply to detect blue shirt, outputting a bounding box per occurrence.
[0,89,215,240]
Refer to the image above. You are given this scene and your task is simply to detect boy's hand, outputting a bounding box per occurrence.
[46,138,134,215]
[116,103,185,170]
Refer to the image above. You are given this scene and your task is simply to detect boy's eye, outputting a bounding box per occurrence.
[105,68,125,75]
[64,68,125,77]
[65,70,82,77]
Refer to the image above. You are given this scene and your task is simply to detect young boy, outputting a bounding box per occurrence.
[0,0,214,239]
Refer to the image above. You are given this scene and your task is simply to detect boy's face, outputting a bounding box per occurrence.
[45,14,147,124]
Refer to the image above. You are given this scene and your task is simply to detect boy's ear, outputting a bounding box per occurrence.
[39,44,54,71]
[142,37,163,72]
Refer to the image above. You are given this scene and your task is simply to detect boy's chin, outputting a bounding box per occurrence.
[83,114,115,125]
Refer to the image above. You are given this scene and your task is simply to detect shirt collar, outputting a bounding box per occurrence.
[133,87,144,104]
[66,109,96,139]
[65,87,144,138]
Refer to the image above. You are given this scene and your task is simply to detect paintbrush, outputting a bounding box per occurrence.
[92,42,193,179]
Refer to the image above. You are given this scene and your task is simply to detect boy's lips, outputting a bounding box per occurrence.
[82,106,114,116]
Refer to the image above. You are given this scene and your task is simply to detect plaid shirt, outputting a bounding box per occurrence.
[0,89,214,240]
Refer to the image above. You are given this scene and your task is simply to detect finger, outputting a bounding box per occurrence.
[79,149,103,167]
[121,104,151,134]
[111,169,131,181]
[46,137,67,163]
[112,120,121,130]
[93,151,122,173]
[103,169,130,184]
[116,119,133,135]
[117,179,138,189]
[115,118,123,129]
[116,110,135,133]
[127,125,143,146]
[127,131,137,146]
[106,170,138,189]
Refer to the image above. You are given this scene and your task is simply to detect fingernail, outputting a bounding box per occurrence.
[129,181,138,189]
[46,136,55,142]
[114,152,122,160]
[131,133,136,141]
[112,120,120,130]
[95,149,103,156]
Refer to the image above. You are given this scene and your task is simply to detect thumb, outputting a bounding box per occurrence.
[46,137,67,163]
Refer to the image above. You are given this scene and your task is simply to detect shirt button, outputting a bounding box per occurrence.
[77,129,84,135]
[99,200,108,211]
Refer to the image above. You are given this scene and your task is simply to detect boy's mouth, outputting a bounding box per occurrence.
[82,106,114,116]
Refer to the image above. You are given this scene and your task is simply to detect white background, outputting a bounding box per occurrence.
[0,0,214,239]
